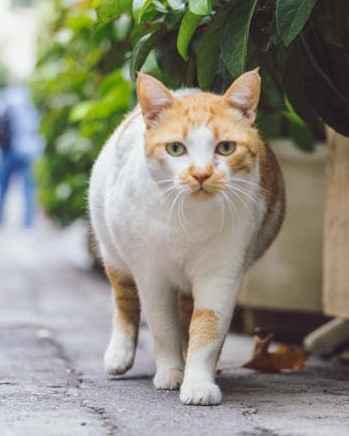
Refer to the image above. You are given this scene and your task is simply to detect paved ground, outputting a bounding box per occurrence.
[1,195,349,435]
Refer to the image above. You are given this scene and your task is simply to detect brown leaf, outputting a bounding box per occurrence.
[242,330,307,373]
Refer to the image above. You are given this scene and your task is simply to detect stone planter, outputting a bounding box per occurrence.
[239,140,327,314]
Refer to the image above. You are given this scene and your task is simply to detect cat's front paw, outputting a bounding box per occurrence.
[104,338,135,376]
[153,368,184,390]
[180,381,222,406]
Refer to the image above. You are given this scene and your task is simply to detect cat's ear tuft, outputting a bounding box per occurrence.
[136,73,174,128]
[224,68,261,124]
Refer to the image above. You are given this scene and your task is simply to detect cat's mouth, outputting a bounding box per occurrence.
[192,187,215,198]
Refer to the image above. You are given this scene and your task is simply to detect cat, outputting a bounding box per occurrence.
[88,69,285,406]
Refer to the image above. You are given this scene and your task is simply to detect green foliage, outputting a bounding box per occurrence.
[130,32,159,80]
[195,11,225,89]
[177,11,202,61]
[33,0,349,224]
[222,0,258,77]
[0,63,9,88]
[276,0,319,46]
[189,0,212,16]
[31,0,133,225]
[96,0,132,24]
[119,0,327,143]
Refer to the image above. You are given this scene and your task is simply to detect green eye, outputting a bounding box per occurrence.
[215,141,237,156]
[165,142,186,157]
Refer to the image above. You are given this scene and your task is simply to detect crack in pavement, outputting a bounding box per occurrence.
[1,321,118,435]
[38,328,119,435]
[81,402,119,436]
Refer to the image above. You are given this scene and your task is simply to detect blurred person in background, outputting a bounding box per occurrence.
[0,85,43,228]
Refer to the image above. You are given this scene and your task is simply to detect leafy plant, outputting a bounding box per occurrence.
[0,63,9,88]
[33,0,349,224]
[94,0,334,145]
[31,0,133,224]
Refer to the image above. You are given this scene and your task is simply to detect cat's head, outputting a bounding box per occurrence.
[137,70,263,198]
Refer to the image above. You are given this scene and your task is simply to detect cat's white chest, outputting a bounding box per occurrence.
[106,168,252,292]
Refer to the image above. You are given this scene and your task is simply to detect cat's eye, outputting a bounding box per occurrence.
[165,142,187,157]
[215,141,237,156]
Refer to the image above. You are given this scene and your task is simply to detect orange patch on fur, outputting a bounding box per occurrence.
[105,267,140,337]
[228,144,256,173]
[188,309,218,354]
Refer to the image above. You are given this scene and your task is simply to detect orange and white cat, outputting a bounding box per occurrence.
[89,69,285,405]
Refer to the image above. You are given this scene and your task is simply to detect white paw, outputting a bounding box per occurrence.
[104,337,135,376]
[180,381,222,406]
[153,368,184,390]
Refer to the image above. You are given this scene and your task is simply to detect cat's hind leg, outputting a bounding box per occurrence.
[104,267,140,376]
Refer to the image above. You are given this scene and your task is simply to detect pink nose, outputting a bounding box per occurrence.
[192,172,211,184]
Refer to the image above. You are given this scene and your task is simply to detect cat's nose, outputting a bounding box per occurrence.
[191,170,211,185]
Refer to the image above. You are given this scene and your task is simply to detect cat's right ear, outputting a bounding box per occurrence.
[137,73,174,128]
[224,68,261,124]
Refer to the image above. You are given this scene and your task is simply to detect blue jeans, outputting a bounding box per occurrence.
[0,151,36,227]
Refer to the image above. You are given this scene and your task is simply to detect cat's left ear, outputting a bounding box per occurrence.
[224,68,261,124]
[137,73,174,128]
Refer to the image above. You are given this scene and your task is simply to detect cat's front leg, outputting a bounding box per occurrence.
[180,274,241,406]
[138,275,184,390]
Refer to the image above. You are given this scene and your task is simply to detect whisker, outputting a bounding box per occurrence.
[228,181,260,197]
[229,184,260,204]
[157,179,174,185]
[230,178,270,196]
[226,188,255,221]
[168,191,180,223]
[220,192,231,231]
[221,191,238,225]
[168,188,187,230]
[230,177,260,187]
[219,193,225,233]
[178,192,187,234]
[161,186,177,198]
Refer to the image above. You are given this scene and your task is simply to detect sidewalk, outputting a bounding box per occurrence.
[1,206,349,435]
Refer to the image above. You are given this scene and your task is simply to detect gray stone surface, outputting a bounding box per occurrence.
[1,217,349,436]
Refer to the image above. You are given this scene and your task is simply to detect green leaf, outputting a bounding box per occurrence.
[222,0,258,78]
[99,71,125,96]
[130,33,159,80]
[96,0,132,24]
[168,0,185,11]
[69,102,94,123]
[189,0,212,16]
[85,83,131,120]
[133,0,153,24]
[276,0,318,46]
[65,13,94,31]
[177,11,202,61]
[284,42,325,139]
[155,33,188,88]
[152,0,167,13]
[196,13,226,89]
[284,111,316,152]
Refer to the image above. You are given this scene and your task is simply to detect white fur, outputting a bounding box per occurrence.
[89,90,266,405]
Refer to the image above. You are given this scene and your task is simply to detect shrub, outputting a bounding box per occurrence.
[34,0,349,224]
[31,0,133,224]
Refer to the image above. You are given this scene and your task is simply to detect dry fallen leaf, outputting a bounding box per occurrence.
[242,329,307,373]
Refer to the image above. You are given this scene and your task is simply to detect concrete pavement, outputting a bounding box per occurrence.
[1,216,349,435]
